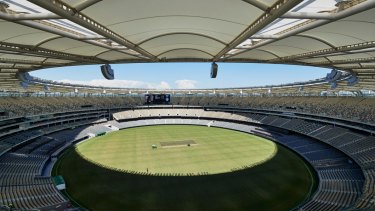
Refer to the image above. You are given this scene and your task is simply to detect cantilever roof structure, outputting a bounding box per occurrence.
[0,0,375,93]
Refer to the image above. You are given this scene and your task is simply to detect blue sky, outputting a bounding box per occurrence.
[31,63,329,89]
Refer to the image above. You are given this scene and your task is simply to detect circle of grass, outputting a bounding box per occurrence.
[54,125,316,211]
[76,125,277,175]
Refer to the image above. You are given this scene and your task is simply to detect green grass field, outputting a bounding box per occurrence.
[53,125,316,211]
[76,125,277,175]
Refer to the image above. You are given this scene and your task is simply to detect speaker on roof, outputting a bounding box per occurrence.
[347,75,358,86]
[101,64,114,80]
[330,82,337,89]
[17,72,32,82]
[326,69,341,82]
[211,62,218,78]
[20,81,29,89]
[17,72,33,89]
[331,70,342,81]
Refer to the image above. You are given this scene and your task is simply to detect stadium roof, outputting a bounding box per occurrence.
[0,0,375,93]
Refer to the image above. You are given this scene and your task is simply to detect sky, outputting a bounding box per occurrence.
[30,63,329,89]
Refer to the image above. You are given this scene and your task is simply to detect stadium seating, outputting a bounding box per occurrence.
[173,96,375,124]
[0,103,375,210]
[112,108,375,210]
[0,153,68,209]
[110,117,367,210]
[0,96,375,124]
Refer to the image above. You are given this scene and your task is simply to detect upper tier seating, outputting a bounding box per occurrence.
[172,96,375,124]
[0,96,374,124]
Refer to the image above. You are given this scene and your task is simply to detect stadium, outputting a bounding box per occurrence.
[0,0,375,210]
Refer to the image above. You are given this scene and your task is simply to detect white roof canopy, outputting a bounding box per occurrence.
[0,0,375,91]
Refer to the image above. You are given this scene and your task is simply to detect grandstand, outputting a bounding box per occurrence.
[1,0,375,210]
[1,104,375,210]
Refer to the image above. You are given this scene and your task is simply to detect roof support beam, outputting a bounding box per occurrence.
[0,10,118,51]
[0,12,60,20]
[271,41,375,62]
[74,0,102,11]
[0,66,33,70]
[295,35,336,48]
[28,0,158,61]
[352,66,375,71]
[213,0,303,61]
[156,48,214,57]
[0,58,60,66]
[250,35,279,39]
[282,12,336,20]
[308,48,375,59]
[137,32,227,46]
[241,0,270,11]
[225,0,375,60]
[0,13,142,59]
[311,57,375,66]
[0,41,105,64]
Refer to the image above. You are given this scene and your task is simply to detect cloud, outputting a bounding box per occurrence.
[56,79,198,89]
[158,81,171,89]
[58,79,171,89]
[175,80,197,89]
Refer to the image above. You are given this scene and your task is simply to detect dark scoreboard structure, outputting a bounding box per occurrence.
[144,94,171,104]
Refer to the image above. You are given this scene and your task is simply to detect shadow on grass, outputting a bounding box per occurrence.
[54,144,316,211]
